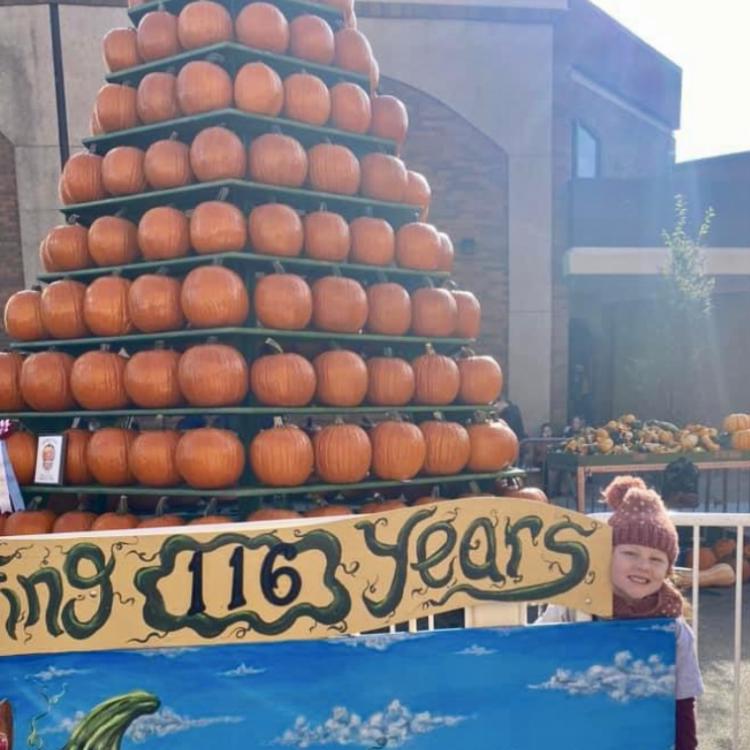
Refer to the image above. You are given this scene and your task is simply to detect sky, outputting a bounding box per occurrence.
[591,0,750,162]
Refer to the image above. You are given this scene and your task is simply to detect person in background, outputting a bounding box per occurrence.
[562,414,585,438]
[494,396,526,441]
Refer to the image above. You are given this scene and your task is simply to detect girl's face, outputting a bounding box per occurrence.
[611,544,669,602]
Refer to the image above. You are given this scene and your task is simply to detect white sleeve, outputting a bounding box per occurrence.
[533,604,572,624]
[675,619,704,700]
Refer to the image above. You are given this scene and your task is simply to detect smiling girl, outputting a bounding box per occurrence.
[536,475,703,750]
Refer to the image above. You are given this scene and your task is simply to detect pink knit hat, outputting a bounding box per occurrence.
[603,476,679,566]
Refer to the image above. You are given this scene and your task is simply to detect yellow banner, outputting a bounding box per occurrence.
[0,498,611,656]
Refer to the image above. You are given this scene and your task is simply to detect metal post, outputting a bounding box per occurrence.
[48,1,70,169]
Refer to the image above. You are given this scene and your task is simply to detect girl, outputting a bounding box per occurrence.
[536,475,703,750]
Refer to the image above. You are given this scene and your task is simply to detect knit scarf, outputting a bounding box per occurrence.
[612,579,684,619]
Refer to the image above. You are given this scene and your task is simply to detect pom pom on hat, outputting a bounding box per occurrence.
[602,475,646,511]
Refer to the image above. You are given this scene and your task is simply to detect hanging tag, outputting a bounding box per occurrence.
[0,442,24,512]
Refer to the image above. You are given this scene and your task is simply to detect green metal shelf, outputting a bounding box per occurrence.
[107,42,366,90]
[60,179,420,227]
[83,108,396,157]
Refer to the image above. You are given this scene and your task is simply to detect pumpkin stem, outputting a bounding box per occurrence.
[375,271,388,284]
[28,495,45,511]
[154,497,169,517]
[217,186,230,201]
[459,346,476,358]
[66,214,80,226]
[264,337,284,355]
[432,411,445,421]
[424,342,435,356]
[272,416,285,428]
[442,279,458,291]
[116,496,130,515]
[271,261,286,274]
[383,346,393,358]
[424,277,436,289]
[203,497,219,517]
[430,486,442,499]
[168,130,179,141]
[330,266,343,277]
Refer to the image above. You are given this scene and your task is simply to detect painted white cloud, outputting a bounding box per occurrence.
[29,666,90,682]
[331,632,432,652]
[637,622,678,634]
[126,707,243,744]
[41,711,86,736]
[138,647,201,659]
[274,699,467,748]
[529,650,675,703]
[220,663,266,677]
[456,644,496,656]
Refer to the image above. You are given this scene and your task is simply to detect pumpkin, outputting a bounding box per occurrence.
[4,505,56,536]
[248,133,307,187]
[412,344,460,405]
[102,27,141,72]
[92,497,140,530]
[178,344,248,406]
[138,497,184,528]
[190,126,246,182]
[40,280,88,339]
[189,498,232,525]
[234,2,289,53]
[283,73,331,126]
[360,153,407,202]
[247,507,301,522]
[5,431,37,484]
[20,352,75,410]
[138,206,190,259]
[177,0,233,49]
[366,282,411,335]
[366,354,414,406]
[313,349,367,406]
[177,61,233,115]
[395,222,441,271]
[88,216,140,266]
[94,84,139,133]
[307,143,360,195]
[144,139,193,190]
[176,428,245,488]
[4,290,47,341]
[250,417,314,486]
[234,62,283,116]
[136,72,179,124]
[86,428,136,486]
[129,430,181,486]
[731,429,750,451]
[467,420,518,471]
[723,414,750,433]
[254,273,312,329]
[436,232,454,272]
[89,109,104,137]
[412,488,447,506]
[304,502,352,517]
[289,15,334,64]
[684,547,717,570]
[303,210,350,261]
[404,171,431,220]
[360,497,408,514]
[330,82,371,133]
[314,421,371,483]
[370,94,409,144]
[248,203,303,256]
[411,287,458,337]
[83,276,133,336]
[190,201,247,253]
[0,352,25,411]
[124,348,182,407]
[499,484,548,503]
[136,10,180,61]
[311,276,368,333]
[128,274,185,332]
[53,508,97,533]
[333,28,373,75]
[59,151,105,204]
[70,350,129,410]
[420,420,470,475]
[457,353,503,405]
[714,538,736,559]
[42,224,91,272]
[370,420,426,480]
[180,266,250,327]
[250,348,316,406]
[63,428,93,484]
[453,289,481,338]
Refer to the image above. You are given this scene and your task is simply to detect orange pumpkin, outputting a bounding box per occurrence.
[304,502,352,517]
[178,344,248,406]
[723,414,750,433]
[360,153,407,202]
[250,417,314,486]
[366,282,411,335]
[5,431,37,485]
[180,266,250,327]
[314,421,372,483]
[70,350,129,410]
[128,274,185,332]
[89,109,104,137]
[412,344,460,405]
[303,210,350,261]
[289,15,334,64]
[370,94,409,145]
[0,352,25,411]
[190,126,246,182]
[248,133,308,187]
[453,289,480,339]
[42,224,91,272]
[333,28,373,75]
[139,497,185,528]
[40,280,89,339]
[420,420,470,475]
[176,428,245,488]
[189,501,232,525]
[234,62,284,116]
[395,222,441,271]
[4,290,47,341]
[136,10,180,62]
[138,206,190,259]
[247,507,301,522]
[250,349,316,406]
[83,276,133,336]
[4,505,56,536]
[311,276,368,333]
[129,430,181,486]
[59,152,105,204]
[20,352,75,410]
[360,497,408,514]
[253,273,312,329]
[404,171,431,220]
[136,72,179,124]
[499,484,548,503]
[313,349,367,406]
[410,287,458,337]
[436,232,454,272]
[86,428,136,486]
[177,0,233,49]
[124,348,182,407]
[63,428,93,484]
[283,73,331,126]
[92,497,139,530]
[457,353,503,405]
[248,203,303,256]
[177,61,233,115]
[330,82,371,133]
[467,420,518,472]
[190,201,247,253]
[144,139,193,190]
[94,83,139,133]
[102,27,141,72]
[88,216,140,266]
[370,420,426,480]
[234,2,289,53]
[307,143,361,195]
[366,354,414,406]
[53,509,97,534]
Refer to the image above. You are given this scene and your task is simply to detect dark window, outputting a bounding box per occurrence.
[573,122,600,178]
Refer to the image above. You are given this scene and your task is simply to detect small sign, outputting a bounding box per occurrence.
[33,434,66,486]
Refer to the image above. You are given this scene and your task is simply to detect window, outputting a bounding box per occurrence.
[573,122,600,178]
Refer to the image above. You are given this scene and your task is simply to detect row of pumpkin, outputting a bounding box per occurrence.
[4,269,477,342]
[0,343,501,411]
[2,416,518,490]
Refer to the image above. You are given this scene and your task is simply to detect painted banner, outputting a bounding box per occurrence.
[0,498,611,656]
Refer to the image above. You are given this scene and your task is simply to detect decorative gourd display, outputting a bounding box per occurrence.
[92,497,140,530]
[370,94,409,145]
[366,282,411,335]
[138,206,190,259]
[250,417,314,486]
[87,216,139,266]
[5,431,37,485]
[143,140,193,190]
[190,201,247,253]
[20,351,75,411]
[94,83,139,133]
[176,61,233,115]
[303,210,350,261]
[3,503,56,536]
[136,11,180,62]
[313,421,372,483]
[250,345,316,406]
[404,171,431,220]
[370,420,426,480]
[189,126,246,182]
[289,15,334,64]
[177,343,249,406]
[177,0,233,49]
[63,428,93,484]
[283,73,331,127]
[395,222,441,271]
[360,153,407,202]
[42,224,91,272]
[253,272,312,329]
[313,349,367,406]
[124,348,182,407]
[420,419,471,475]
[436,232,455,272]
[248,133,308,187]
[333,28,373,75]
[248,203,303,256]
[86,428,136,486]
[412,344,460,405]
[59,151,105,205]
[0,352,25,411]
[70,350,129,410]
[453,288,481,338]
[467,419,518,472]
[723,413,750,433]
[311,276,367,333]
[102,146,147,196]
[128,274,185,332]
[307,143,361,195]
[366,353,415,406]
[138,497,185,528]
[136,73,179,124]
[234,62,284,116]
[176,428,246,489]
[457,352,503,405]
[83,276,133,336]
[330,82,371,133]
[410,286,458,337]
[180,266,249,328]
[4,289,47,341]
[102,27,141,72]
[40,279,89,339]
[129,430,182,486]
[234,2,289,53]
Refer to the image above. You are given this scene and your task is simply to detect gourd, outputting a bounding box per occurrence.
[129,430,182,487]
[5,431,37,485]
[190,201,247,253]
[249,417,314,486]
[253,272,312,329]
[410,286,458,337]
[189,126,246,182]
[20,352,75,410]
[86,428,136,486]
[453,289,481,338]
[143,140,193,190]
[138,497,185,528]
[248,204,303,256]
[176,428,245,489]
[313,421,372,483]
[88,216,139,266]
[70,350,129,410]
[366,282,411,335]
[59,151,105,204]
[177,0,233,49]
[404,170,431,220]
[128,274,185,332]
[42,225,91,272]
[101,146,147,196]
[4,290,47,341]
[289,15,334,64]
[92,496,139,530]
[395,222,441,271]
[136,73,179,124]
[349,217,395,266]
[102,27,141,72]
[333,28,373,75]
[723,414,750,433]
[313,349,367,407]
[234,2,289,53]
[360,153,407,202]
[124,348,182,407]
[0,352,26,411]
[40,280,89,339]
[180,266,250,327]
[370,94,409,145]
[136,11,180,62]
[137,206,190,259]
[411,343,460,405]
[248,133,307,187]
[94,83,139,132]
[177,343,249,406]
[303,210,350,261]
[83,276,133,336]
[3,500,56,536]
[307,144,361,195]
[311,276,368,333]
[366,352,414,406]
[330,82,371,133]
[234,62,283,116]
[283,73,331,126]
[63,428,93,484]
[466,419,518,472]
[176,61,233,115]
[370,420,426,480]
[457,352,503,405]
[249,343,316,406]
[420,419,470,475]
